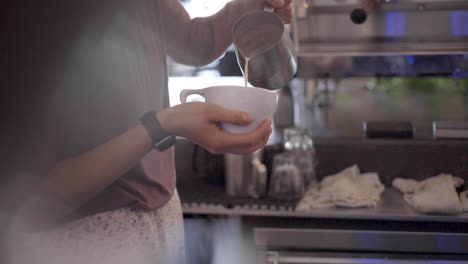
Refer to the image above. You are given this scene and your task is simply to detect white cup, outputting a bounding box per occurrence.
[180,85,278,134]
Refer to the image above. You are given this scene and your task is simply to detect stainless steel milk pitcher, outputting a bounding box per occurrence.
[233,10,297,90]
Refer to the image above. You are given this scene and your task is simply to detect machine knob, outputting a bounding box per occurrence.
[350,0,378,24]
[350,8,367,24]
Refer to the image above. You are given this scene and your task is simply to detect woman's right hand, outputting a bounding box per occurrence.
[157,102,272,155]
[240,0,293,23]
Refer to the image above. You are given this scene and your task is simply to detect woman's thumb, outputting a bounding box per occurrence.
[267,0,285,8]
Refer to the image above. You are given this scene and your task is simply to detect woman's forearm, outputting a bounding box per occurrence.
[15,124,154,228]
[38,124,153,210]
[161,0,291,66]
[187,1,250,64]
[162,0,253,66]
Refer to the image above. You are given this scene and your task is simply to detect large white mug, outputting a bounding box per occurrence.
[179,85,278,134]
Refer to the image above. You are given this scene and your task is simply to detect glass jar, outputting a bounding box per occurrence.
[282,127,318,186]
[268,152,304,200]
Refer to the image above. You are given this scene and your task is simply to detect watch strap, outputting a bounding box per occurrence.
[140,110,176,151]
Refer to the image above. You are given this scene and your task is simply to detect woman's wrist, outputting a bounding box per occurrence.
[155,109,169,133]
[155,108,177,136]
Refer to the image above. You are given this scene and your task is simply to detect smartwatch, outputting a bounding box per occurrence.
[140,110,176,151]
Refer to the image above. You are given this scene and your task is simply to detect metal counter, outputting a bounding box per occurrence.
[178,177,468,223]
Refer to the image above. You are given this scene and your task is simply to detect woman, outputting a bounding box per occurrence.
[1,0,292,263]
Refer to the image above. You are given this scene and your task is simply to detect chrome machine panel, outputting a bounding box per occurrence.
[292,0,468,77]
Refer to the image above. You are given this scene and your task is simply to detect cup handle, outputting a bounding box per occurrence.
[180,89,205,103]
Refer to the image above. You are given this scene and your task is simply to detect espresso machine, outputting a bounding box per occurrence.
[294,0,468,59]
[292,0,468,80]
[253,1,468,263]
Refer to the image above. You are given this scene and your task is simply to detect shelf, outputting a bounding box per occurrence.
[179,177,468,223]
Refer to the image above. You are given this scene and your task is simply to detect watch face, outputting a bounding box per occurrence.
[154,135,176,151]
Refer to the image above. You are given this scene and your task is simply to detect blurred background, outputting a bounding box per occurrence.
[173,1,468,264]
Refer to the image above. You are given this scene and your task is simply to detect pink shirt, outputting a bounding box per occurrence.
[1,0,175,219]
[1,0,252,221]
[59,0,176,217]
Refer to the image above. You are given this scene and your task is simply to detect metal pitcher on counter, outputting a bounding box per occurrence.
[225,149,267,198]
[232,9,297,90]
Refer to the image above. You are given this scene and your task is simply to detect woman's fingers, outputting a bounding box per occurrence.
[223,125,272,155]
[275,4,293,24]
[266,0,285,8]
[266,0,293,24]
[163,102,272,155]
[222,119,271,148]
[205,119,272,154]
[206,103,253,126]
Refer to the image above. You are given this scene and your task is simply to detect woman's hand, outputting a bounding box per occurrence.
[268,0,293,24]
[241,0,293,23]
[157,102,272,155]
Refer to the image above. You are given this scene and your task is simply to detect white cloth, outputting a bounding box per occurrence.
[8,191,185,264]
[393,174,466,215]
[460,190,468,212]
[296,165,385,210]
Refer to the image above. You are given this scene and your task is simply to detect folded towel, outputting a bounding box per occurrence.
[392,178,420,193]
[296,165,385,210]
[393,174,466,215]
[460,191,468,212]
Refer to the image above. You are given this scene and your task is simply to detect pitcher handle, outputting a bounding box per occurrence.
[180,89,205,103]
